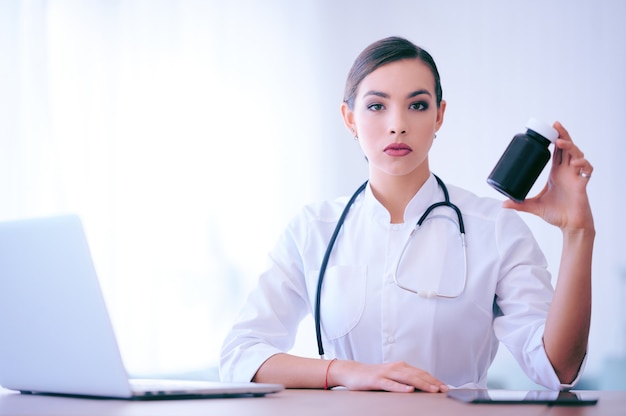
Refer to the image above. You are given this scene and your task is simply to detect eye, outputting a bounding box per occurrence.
[410,101,429,111]
[367,103,384,111]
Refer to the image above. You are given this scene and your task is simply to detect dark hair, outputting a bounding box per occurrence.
[343,36,443,110]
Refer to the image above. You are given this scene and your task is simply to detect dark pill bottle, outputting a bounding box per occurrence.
[487,118,558,202]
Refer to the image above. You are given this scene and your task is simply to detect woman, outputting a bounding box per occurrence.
[219,36,594,393]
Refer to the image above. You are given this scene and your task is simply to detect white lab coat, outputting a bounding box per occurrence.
[219,174,584,390]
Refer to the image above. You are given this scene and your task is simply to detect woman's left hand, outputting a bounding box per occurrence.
[502,121,594,232]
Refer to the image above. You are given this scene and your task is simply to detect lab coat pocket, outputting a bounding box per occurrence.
[317,265,367,341]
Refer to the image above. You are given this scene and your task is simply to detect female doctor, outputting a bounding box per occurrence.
[219,36,595,393]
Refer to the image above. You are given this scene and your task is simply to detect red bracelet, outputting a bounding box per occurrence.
[324,358,337,390]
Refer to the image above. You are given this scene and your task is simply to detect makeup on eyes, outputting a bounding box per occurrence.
[363,91,432,112]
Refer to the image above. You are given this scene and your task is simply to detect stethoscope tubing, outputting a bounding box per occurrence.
[314,180,368,359]
[314,174,464,358]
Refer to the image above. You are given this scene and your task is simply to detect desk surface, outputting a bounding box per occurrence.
[0,388,623,416]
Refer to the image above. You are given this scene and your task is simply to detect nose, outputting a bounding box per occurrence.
[389,111,408,136]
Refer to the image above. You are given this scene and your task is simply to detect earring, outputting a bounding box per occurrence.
[434,133,437,139]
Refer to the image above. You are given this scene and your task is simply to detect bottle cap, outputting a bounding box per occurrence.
[525,118,558,143]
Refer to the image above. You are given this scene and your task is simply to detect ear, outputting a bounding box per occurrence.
[435,100,446,132]
[340,102,357,136]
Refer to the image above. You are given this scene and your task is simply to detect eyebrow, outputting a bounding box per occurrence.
[363,89,432,99]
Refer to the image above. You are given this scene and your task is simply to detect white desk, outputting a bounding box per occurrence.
[0,388,623,416]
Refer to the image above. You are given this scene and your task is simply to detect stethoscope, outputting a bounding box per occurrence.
[314,174,467,358]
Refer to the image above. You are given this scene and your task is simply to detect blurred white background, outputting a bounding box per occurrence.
[1,0,624,389]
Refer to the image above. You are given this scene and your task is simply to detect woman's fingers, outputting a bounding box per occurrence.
[338,360,448,393]
[399,366,449,392]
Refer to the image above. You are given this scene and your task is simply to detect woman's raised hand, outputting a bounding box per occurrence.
[502,121,594,233]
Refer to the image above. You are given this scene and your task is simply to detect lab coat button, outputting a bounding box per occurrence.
[387,336,395,344]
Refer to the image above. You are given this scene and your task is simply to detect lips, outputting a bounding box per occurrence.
[384,143,412,157]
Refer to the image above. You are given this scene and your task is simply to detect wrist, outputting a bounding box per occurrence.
[562,225,596,242]
[325,359,357,390]
[324,358,337,390]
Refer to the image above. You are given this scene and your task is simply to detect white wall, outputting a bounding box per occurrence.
[1,0,624,388]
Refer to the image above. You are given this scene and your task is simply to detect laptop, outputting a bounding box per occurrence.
[0,214,283,399]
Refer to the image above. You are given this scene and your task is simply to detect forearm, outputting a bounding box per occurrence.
[544,226,595,383]
[253,353,332,389]
[253,353,448,393]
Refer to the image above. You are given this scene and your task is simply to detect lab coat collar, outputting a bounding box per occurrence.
[362,174,440,226]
